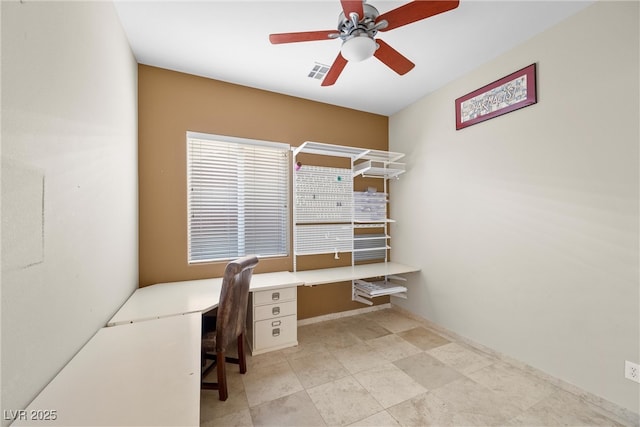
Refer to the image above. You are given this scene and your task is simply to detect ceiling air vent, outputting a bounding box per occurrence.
[308,63,330,81]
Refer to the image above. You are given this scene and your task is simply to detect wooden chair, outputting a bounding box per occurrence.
[201,255,259,400]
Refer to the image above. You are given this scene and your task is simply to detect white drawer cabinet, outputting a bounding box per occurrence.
[247,287,298,355]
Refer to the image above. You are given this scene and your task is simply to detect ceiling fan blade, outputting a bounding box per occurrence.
[377,0,459,32]
[321,53,348,86]
[269,30,338,44]
[341,0,364,19]
[373,39,415,75]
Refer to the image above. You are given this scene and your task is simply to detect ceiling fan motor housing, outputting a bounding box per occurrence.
[337,3,385,42]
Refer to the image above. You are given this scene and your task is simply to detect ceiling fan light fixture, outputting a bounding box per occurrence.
[340,35,376,62]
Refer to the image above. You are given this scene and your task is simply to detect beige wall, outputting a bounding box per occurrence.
[1,1,138,418]
[138,65,390,318]
[390,0,639,415]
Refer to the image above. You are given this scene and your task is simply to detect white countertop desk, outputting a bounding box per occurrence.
[108,262,418,326]
[13,313,201,427]
[108,271,302,326]
[293,262,420,286]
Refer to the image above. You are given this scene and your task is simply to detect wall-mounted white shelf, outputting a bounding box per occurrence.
[293,141,405,164]
[353,160,405,179]
[353,234,390,241]
[354,222,392,229]
[293,141,368,159]
[352,278,408,306]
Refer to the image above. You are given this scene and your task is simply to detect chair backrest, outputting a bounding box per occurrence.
[215,255,259,352]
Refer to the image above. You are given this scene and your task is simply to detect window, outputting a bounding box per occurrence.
[186,132,289,263]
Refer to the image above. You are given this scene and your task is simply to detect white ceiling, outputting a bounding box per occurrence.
[114,0,593,116]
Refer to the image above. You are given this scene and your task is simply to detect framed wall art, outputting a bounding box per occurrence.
[455,63,537,130]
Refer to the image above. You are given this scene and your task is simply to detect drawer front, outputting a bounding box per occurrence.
[253,287,296,305]
[254,300,296,321]
[255,315,297,350]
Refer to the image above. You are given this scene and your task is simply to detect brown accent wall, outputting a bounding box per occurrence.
[138,65,389,319]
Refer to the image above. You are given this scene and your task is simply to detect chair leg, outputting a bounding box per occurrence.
[237,333,247,374]
[203,336,246,399]
[216,350,228,401]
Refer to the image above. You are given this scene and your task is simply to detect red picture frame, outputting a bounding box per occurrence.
[455,63,537,130]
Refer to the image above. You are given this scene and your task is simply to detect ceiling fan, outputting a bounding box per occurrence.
[269,0,460,86]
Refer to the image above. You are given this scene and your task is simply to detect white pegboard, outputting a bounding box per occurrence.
[295,224,353,255]
[295,165,353,223]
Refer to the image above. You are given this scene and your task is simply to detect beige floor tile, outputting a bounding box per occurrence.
[353,363,428,408]
[307,318,352,336]
[366,334,422,362]
[394,351,464,390]
[429,377,523,425]
[281,341,327,361]
[323,331,364,350]
[248,348,292,370]
[249,390,327,427]
[340,315,393,341]
[348,410,401,426]
[242,360,304,407]
[300,320,365,350]
[289,351,351,388]
[386,392,473,426]
[466,362,557,411]
[307,376,384,426]
[331,342,389,374]
[427,342,494,374]
[297,323,339,345]
[506,389,626,426]
[366,309,422,333]
[396,326,450,350]
[201,408,254,427]
[201,368,249,422]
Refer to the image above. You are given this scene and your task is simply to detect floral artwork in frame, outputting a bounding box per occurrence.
[455,63,537,130]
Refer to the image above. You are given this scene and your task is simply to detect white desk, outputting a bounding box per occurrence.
[13,313,201,427]
[292,262,420,286]
[108,271,302,326]
[108,265,418,326]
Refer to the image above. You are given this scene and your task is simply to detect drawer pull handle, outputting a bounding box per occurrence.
[272,306,280,315]
[272,292,280,301]
[271,320,281,327]
[272,328,280,337]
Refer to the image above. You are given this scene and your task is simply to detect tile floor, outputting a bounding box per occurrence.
[200,308,633,427]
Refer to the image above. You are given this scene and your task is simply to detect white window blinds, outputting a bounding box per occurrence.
[186,132,290,263]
